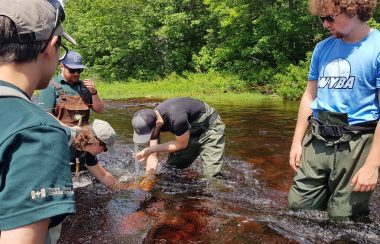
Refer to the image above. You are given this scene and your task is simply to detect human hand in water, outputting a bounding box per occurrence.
[135,148,151,161]
[109,181,133,192]
[351,164,379,192]
[139,170,157,191]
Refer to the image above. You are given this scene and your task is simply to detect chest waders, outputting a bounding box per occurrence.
[190,110,219,137]
[166,102,225,179]
[52,80,89,175]
[51,80,91,127]
[309,116,377,179]
[289,111,377,217]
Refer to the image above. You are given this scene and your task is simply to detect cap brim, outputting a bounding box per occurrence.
[64,63,86,69]
[133,131,152,144]
[62,31,77,45]
[54,25,77,45]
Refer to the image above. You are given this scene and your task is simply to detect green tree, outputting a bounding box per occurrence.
[65,0,213,80]
[62,0,379,100]
[194,0,324,84]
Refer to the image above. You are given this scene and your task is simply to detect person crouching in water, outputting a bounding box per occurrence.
[132,97,226,189]
[71,119,125,191]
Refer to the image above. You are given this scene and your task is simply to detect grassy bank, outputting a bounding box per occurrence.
[96,72,279,104]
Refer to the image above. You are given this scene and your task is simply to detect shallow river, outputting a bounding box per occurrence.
[58,98,380,244]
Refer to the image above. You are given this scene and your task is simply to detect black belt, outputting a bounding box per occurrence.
[203,111,218,128]
[191,111,219,136]
[309,117,377,137]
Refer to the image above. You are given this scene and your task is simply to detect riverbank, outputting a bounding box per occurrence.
[95,72,280,104]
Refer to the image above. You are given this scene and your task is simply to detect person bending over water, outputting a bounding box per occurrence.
[131,97,226,189]
[70,119,127,191]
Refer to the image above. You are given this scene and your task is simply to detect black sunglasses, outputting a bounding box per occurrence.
[319,13,340,23]
[65,66,84,74]
[40,0,66,53]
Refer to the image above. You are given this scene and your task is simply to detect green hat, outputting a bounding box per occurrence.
[91,119,116,154]
[0,0,76,45]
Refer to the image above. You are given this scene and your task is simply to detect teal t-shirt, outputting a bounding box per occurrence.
[0,80,76,230]
[39,74,92,113]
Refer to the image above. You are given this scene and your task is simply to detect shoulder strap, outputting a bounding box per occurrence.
[50,80,65,96]
[0,86,32,103]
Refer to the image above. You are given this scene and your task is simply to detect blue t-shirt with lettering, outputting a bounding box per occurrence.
[309,29,380,125]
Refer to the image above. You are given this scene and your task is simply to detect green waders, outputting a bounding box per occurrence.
[166,103,225,179]
[288,113,375,218]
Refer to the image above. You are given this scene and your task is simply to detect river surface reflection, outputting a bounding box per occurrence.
[59,98,380,244]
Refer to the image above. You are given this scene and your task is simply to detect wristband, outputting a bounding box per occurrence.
[91,89,97,95]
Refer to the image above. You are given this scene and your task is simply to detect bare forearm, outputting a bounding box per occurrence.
[91,94,105,113]
[100,172,117,188]
[146,140,185,155]
[292,97,312,144]
[87,164,117,188]
[146,154,159,173]
[136,133,189,163]
[292,82,316,145]
[143,140,185,174]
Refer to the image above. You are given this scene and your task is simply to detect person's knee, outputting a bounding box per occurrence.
[327,207,369,219]
[327,194,371,218]
[288,190,303,210]
[288,187,327,211]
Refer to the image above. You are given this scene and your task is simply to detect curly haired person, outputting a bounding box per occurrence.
[288,0,380,218]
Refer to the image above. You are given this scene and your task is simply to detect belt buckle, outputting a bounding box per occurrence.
[321,125,343,137]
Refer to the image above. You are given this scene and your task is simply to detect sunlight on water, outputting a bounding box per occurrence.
[72,171,93,188]
[58,99,380,244]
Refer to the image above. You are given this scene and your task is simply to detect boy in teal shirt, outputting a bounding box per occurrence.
[0,0,77,242]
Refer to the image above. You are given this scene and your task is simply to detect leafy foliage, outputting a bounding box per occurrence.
[65,0,212,80]
[63,0,380,100]
[193,0,324,82]
[274,52,311,100]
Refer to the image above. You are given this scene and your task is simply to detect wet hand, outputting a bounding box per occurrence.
[83,79,96,94]
[351,165,378,192]
[109,181,130,192]
[289,143,302,172]
[139,172,157,191]
[135,148,151,161]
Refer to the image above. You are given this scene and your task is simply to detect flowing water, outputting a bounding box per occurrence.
[57,98,380,244]
[134,143,141,180]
